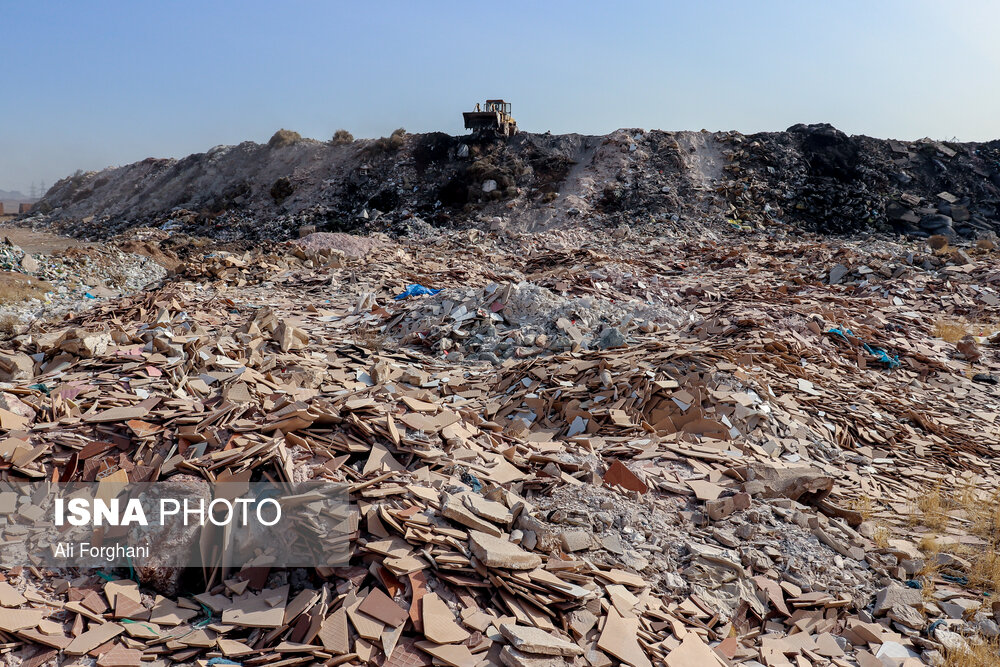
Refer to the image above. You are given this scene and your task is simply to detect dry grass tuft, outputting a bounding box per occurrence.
[0,272,50,304]
[268,129,302,149]
[911,484,949,531]
[944,640,1000,667]
[373,128,406,152]
[916,534,944,600]
[964,488,1000,541]
[353,326,390,352]
[908,480,1000,601]
[918,533,941,555]
[872,524,891,549]
[332,129,354,145]
[969,548,1000,593]
[933,317,1000,343]
[961,486,1000,594]
[934,319,972,343]
[928,234,951,251]
[848,495,875,522]
[0,314,18,339]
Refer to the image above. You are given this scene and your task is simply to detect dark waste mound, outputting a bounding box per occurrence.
[726,124,1000,237]
[27,124,1000,241]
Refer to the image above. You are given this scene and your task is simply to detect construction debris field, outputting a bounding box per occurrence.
[0,124,999,666]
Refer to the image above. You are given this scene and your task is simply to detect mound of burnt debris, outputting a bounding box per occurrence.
[724,124,1000,236]
[24,124,1000,241]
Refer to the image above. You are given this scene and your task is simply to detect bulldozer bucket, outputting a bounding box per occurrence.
[463,111,502,132]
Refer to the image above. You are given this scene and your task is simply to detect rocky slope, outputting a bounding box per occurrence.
[29,124,1000,241]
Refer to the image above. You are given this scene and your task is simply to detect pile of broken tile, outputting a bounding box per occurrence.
[0,223,997,666]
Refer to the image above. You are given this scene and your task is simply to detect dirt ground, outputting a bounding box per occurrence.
[0,224,83,254]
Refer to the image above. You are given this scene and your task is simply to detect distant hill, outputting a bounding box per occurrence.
[0,189,32,202]
[0,189,38,214]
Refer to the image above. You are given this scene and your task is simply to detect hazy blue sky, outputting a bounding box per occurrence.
[2,0,998,194]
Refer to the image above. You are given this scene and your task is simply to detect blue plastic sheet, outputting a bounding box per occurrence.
[461,471,483,493]
[826,327,901,369]
[394,284,441,300]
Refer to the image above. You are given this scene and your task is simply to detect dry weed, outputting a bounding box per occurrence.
[969,548,1000,593]
[910,484,949,531]
[944,640,1000,667]
[354,327,389,352]
[0,314,18,339]
[918,534,941,555]
[872,524,891,549]
[917,534,943,600]
[910,480,1000,596]
[956,483,1000,592]
[847,495,875,522]
[373,128,406,152]
[966,488,1000,541]
[934,319,971,343]
[268,129,301,148]
[933,317,1000,343]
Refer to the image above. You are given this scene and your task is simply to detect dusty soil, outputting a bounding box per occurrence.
[0,226,82,254]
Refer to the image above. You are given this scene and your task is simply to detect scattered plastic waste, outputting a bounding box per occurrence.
[394,284,441,300]
[461,470,483,492]
[826,327,901,369]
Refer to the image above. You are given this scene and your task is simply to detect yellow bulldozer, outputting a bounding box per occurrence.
[463,99,517,137]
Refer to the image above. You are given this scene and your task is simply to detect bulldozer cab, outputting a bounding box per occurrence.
[484,100,511,116]
[463,99,517,137]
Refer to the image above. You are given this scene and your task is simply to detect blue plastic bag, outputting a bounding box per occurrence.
[394,284,441,300]
[825,327,900,369]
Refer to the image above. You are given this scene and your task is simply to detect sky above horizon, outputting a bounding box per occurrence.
[2,0,998,194]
